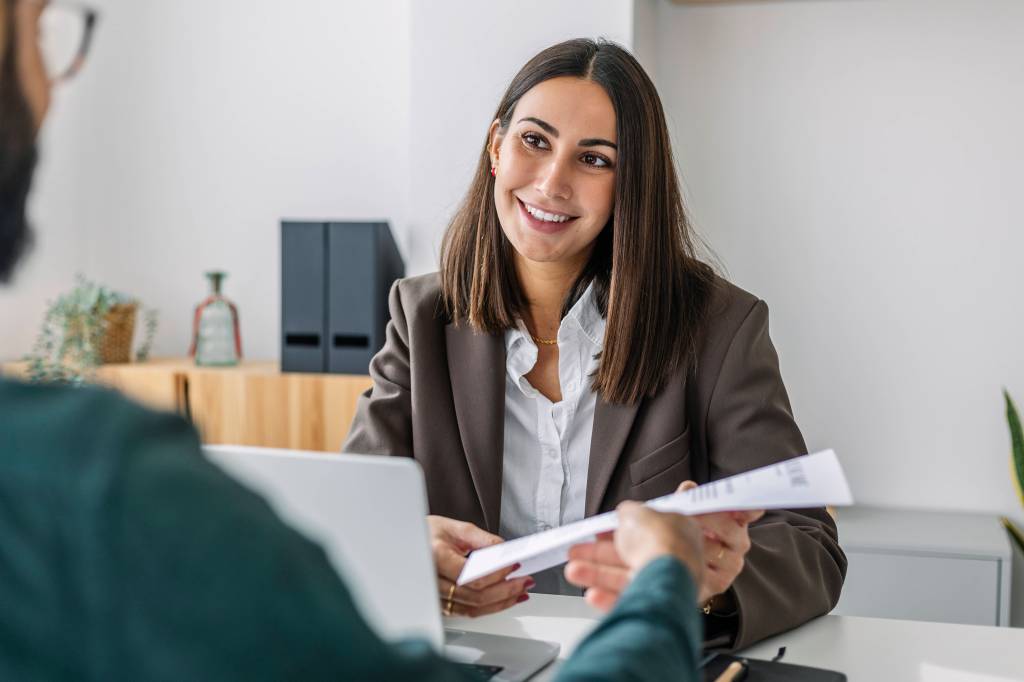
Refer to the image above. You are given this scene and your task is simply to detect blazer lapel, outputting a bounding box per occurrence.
[446,322,506,533]
[585,397,640,516]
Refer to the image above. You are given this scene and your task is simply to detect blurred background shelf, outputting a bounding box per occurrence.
[2,359,372,453]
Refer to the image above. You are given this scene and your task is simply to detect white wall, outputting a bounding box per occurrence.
[2,0,412,361]
[654,0,1024,521]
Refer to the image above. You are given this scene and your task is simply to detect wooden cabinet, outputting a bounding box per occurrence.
[2,358,373,452]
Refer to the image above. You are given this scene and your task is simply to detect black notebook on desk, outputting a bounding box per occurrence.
[702,649,846,681]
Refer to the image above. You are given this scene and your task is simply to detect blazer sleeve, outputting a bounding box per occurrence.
[343,281,415,458]
[704,299,847,650]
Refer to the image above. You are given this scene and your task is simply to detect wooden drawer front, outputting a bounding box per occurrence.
[833,551,1001,626]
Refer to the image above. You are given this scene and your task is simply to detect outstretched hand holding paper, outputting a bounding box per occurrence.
[457,449,853,586]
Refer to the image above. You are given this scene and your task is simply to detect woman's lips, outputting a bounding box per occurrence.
[516,197,577,235]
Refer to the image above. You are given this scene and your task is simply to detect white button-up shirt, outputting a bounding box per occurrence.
[499,284,605,542]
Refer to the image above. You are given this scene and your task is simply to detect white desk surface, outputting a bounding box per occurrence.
[447,594,1024,681]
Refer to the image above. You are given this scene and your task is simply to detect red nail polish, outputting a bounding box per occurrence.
[517,593,530,603]
[525,578,536,589]
[512,563,522,571]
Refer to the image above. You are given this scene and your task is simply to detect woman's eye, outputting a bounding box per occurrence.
[581,153,611,168]
[522,132,549,150]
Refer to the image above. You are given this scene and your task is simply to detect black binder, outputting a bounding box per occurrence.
[702,648,846,681]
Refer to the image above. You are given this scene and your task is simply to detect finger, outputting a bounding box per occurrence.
[448,576,533,609]
[437,575,454,599]
[617,500,644,514]
[461,591,530,618]
[697,513,747,552]
[564,559,630,594]
[704,535,726,564]
[432,542,469,582]
[712,517,752,555]
[432,540,475,582]
[584,587,619,612]
[702,532,748,567]
[567,540,627,567]
[706,550,745,593]
[731,509,765,525]
[727,509,764,526]
[463,562,523,592]
[677,479,698,493]
[443,598,481,618]
[448,520,504,553]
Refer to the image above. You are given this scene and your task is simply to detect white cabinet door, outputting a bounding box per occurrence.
[834,551,1002,626]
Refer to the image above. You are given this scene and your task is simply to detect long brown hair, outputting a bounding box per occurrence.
[440,38,714,405]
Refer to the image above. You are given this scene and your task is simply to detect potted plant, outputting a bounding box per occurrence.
[1001,390,1024,552]
[25,275,158,385]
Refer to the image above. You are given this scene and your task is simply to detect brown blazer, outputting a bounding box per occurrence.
[343,272,846,650]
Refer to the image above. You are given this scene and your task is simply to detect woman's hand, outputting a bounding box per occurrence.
[428,515,533,617]
[563,481,764,610]
[675,480,764,604]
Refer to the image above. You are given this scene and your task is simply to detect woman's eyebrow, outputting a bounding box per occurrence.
[517,117,618,151]
[579,137,617,150]
[519,116,559,136]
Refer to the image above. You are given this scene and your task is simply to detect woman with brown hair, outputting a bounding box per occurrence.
[344,37,846,650]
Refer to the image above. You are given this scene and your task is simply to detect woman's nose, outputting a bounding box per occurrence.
[535,158,573,201]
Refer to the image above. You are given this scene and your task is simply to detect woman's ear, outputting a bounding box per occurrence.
[487,118,504,167]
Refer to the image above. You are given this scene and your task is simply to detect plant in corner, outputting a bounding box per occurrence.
[25,275,158,385]
[1002,390,1024,553]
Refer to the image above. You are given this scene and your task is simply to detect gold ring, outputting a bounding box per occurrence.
[444,583,457,617]
[716,546,726,561]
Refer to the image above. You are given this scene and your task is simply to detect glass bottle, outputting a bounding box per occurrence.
[189,271,242,366]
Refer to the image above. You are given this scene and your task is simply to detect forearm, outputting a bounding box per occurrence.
[727,508,847,650]
[556,556,702,682]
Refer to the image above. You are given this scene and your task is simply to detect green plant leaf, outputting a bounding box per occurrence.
[24,275,147,385]
[1003,517,1024,554]
[1004,389,1024,507]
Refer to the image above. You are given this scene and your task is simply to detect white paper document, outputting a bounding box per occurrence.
[457,449,853,586]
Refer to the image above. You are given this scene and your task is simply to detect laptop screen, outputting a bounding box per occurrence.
[204,446,445,649]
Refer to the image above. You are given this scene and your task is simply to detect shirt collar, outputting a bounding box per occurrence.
[563,281,605,349]
[504,282,605,353]
[503,282,605,398]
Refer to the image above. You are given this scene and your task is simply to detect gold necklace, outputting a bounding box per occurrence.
[531,334,558,346]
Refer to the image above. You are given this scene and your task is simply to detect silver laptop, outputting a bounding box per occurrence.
[204,445,559,681]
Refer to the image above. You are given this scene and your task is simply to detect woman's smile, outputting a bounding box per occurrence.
[516,196,578,235]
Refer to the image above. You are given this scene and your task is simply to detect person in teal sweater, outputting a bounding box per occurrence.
[0,2,705,679]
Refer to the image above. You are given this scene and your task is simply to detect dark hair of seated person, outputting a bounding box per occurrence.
[0,0,36,284]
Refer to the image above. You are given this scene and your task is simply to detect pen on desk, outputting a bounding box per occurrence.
[712,660,748,682]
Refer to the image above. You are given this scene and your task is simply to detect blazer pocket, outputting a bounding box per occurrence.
[629,427,691,488]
